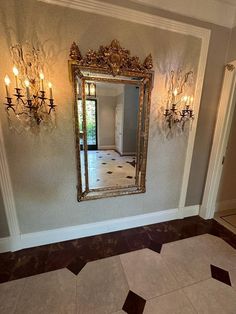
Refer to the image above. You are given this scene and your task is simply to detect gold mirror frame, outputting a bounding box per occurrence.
[69,40,154,201]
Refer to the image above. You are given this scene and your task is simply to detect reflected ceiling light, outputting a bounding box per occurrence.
[85,82,96,97]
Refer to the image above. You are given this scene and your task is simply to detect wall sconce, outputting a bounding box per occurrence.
[3,42,56,133]
[163,70,194,135]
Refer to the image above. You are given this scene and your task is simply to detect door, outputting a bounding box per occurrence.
[78,99,98,150]
[115,102,123,154]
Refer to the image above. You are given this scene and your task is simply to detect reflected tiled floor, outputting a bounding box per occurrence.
[1,216,236,312]
[82,150,136,189]
[1,234,236,313]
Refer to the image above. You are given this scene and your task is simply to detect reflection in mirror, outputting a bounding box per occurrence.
[78,81,140,191]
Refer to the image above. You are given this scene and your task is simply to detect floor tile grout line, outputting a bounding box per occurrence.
[180,287,199,314]
[118,254,131,305]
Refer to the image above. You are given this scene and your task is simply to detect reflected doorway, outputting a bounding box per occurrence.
[78,99,98,150]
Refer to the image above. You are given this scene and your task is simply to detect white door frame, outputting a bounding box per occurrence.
[200,62,236,219]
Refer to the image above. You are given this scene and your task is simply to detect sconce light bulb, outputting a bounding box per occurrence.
[13,66,19,76]
[173,89,178,97]
[183,95,188,102]
[48,82,52,88]
[24,79,30,87]
[39,72,44,80]
[4,75,10,86]
[190,96,194,102]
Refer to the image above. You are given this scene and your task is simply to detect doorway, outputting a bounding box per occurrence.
[214,98,236,233]
[200,62,236,228]
[78,99,98,150]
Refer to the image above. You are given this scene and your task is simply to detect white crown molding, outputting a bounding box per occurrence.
[130,0,236,28]
[0,205,199,252]
[39,0,211,38]
[0,122,20,236]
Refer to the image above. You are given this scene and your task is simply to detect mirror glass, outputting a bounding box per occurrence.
[78,80,140,191]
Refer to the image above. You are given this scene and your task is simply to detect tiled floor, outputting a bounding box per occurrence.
[215,209,236,235]
[1,234,236,313]
[1,216,236,313]
[82,150,136,189]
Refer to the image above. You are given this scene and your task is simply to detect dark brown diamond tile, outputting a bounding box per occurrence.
[67,258,87,275]
[148,240,162,253]
[122,290,146,314]
[211,264,231,286]
[107,171,113,174]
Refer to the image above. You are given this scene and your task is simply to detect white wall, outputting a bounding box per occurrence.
[97,96,116,148]
[123,85,139,154]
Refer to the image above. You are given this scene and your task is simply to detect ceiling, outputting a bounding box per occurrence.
[217,0,236,5]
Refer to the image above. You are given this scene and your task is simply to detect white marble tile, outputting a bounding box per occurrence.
[144,290,196,314]
[229,268,236,292]
[15,269,76,314]
[0,278,26,314]
[77,255,129,314]
[82,150,136,189]
[183,278,236,314]
[120,248,179,300]
[161,234,236,287]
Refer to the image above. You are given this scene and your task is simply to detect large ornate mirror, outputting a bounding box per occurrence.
[69,40,154,201]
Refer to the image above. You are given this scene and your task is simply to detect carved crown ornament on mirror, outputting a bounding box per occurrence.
[68,39,154,201]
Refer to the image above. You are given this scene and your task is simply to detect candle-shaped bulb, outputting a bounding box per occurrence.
[13,66,19,88]
[39,72,44,80]
[24,80,31,100]
[183,95,188,102]
[4,75,10,86]
[190,96,194,111]
[48,82,53,99]
[13,66,19,76]
[39,71,44,91]
[173,89,178,97]
[4,75,10,97]
[24,79,30,87]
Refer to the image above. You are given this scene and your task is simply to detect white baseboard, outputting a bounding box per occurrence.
[0,205,199,253]
[215,199,236,212]
[98,145,116,150]
[121,152,136,156]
